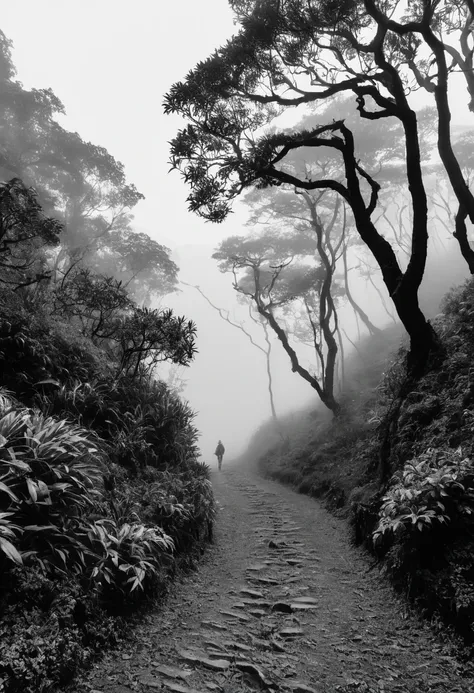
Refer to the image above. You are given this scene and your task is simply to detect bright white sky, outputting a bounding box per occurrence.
[1,1,472,462]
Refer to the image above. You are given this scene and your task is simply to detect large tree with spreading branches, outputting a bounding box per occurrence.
[165,0,473,373]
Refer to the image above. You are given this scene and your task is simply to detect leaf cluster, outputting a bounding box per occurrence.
[52,267,133,340]
[116,307,197,379]
[0,178,62,290]
[373,447,474,547]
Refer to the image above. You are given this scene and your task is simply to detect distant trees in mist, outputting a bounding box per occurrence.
[0,30,177,308]
[0,29,195,382]
[165,0,474,414]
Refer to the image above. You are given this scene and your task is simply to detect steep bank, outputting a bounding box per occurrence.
[0,288,213,693]
[247,279,474,643]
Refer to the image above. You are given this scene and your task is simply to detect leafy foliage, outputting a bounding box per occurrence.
[0,382,213,691]
[84,519,174,598]
[0,178,62,290]
[167,0,474,368]
[0,30,209,693]
[373,448,474,548]
[115,307,197,379]
[52,267,133,340]
[92,229,179,304]
[0,29,179,303]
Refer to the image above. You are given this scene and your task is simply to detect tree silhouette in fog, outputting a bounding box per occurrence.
[165,0,474,373]
[0,30,176,304]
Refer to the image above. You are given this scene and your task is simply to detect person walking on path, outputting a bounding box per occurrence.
[214,440,225,470]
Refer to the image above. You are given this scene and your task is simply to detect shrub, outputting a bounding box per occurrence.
[0,567,120,693]
[370,448,474,629]
[83,519,174,600]
[373,447,474,550]
[0,406,103,521]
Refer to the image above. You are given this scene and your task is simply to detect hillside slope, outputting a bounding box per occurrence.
[0,287,214,693]
[246,278,474,644]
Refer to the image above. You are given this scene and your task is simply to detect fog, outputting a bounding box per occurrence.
[2,1,472,463]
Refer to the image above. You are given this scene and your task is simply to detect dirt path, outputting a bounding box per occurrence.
[68,465,474,693]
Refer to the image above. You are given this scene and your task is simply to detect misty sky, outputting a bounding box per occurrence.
[2,1,472,462]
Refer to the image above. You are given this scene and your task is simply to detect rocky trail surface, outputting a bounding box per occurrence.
[67,466,474,693]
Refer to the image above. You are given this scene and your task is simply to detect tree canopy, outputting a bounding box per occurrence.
[0,30,177,303]
[165,0,474,371]
[0,178,62,290]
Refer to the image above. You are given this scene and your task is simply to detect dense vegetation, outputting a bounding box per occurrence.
[0,33,213,693]
[2,0,474,687]
[247,278,474,644]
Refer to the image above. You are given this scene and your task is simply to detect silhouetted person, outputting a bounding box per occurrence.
[214,440,225,470]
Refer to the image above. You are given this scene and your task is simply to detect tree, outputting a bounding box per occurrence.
[428,131,474,271]
[243,104,386,339]
[0,178,62,290]
[0,37,142,246]
[0,30,181,301]
[92,230,179,305]
[379,0,474,271]
[164,0,454,373]
[213,231,343,415]
[114,307,197,380]
[52,266,133,341]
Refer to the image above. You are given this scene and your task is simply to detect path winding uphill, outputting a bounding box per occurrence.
[70,466,474,693]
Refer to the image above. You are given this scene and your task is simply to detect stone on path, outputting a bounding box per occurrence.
[232,602,247,609]
[247,562,267,571]
[249,576,279,585]
[248,609,267,617]
[202,639,228,653]
[201,620,227,631]
[291,597,317,604]
[236,660,274,688]
[178,649,202,664]
[280,627,304,638]
[153,664,193,680]
[269,540,286,549]
[239,588,265,598]
[163,683,208,693]
[201,658,231,671]
[220,609,251,622]
[178,651,231,672]
[288,682,320,693]
[223,640,253,652]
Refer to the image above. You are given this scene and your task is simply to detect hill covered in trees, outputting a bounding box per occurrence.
[0,31,214,693]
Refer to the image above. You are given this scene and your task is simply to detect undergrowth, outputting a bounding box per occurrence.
[247,278,474,643]
[0,284,213,693]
